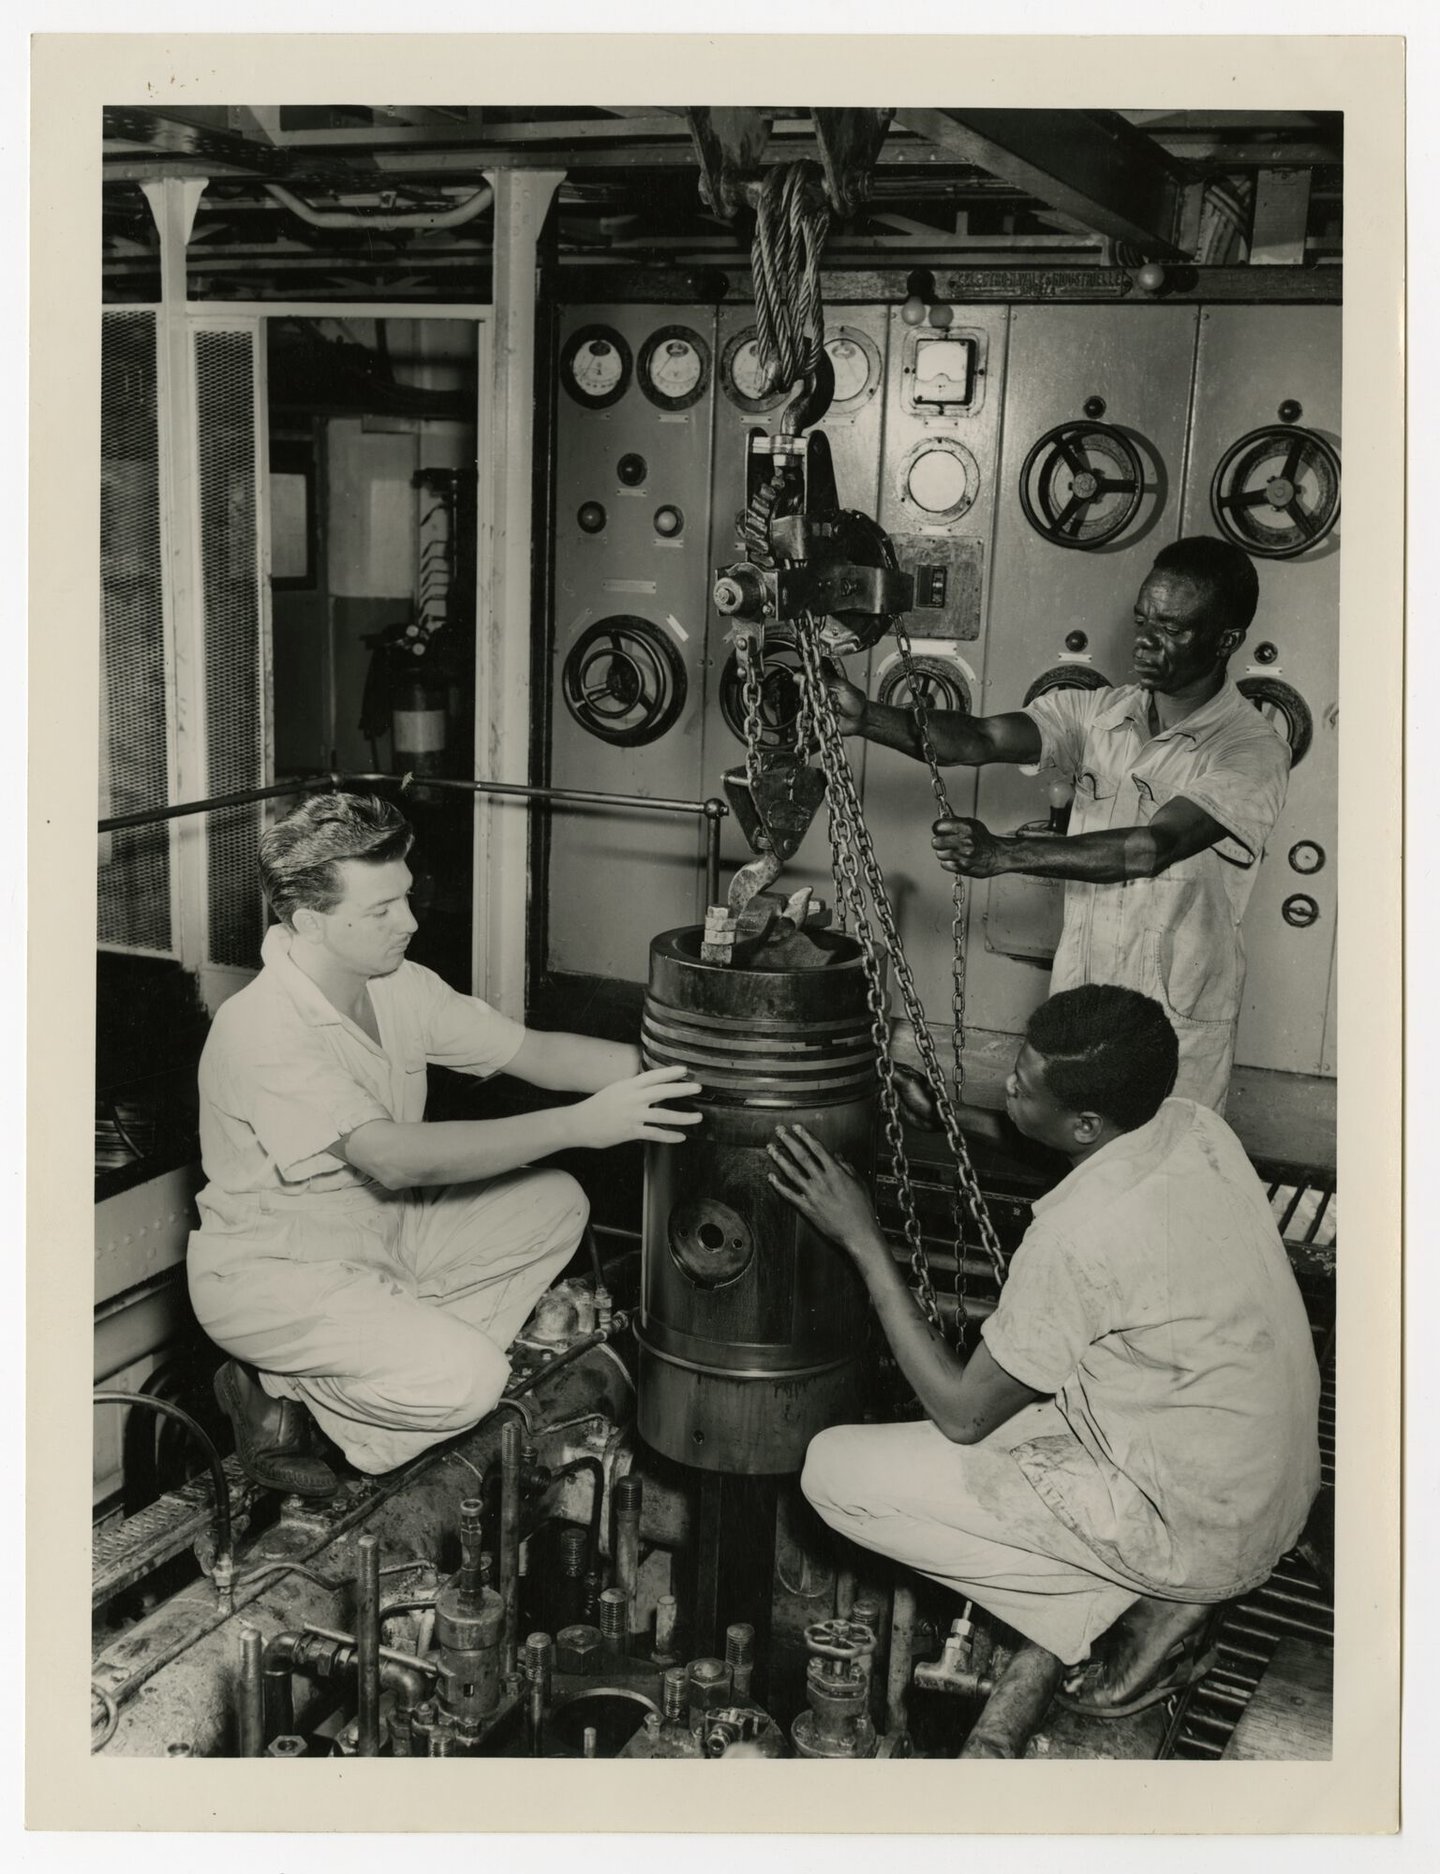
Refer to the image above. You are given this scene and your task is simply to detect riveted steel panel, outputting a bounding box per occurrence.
[1181,306,1340,1076]
[547,306,719,981]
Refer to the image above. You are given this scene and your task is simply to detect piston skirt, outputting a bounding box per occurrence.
[638,926,877,1474]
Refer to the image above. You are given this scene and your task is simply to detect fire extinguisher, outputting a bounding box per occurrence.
[390,648,449,778]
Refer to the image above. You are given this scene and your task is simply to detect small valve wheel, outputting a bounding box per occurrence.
[561,616,687,747]
[1282,894,1321,929]
[1018,421,1145,550]
[1210,425,1341,558]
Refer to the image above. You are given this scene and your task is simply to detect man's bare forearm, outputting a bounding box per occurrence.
[857,700,998,766]
[345,1111,581,1191]
[985,826,1167,883]
[841,1225,971,1430]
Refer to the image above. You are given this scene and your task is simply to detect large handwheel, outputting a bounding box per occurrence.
[1210,425,1341,559]
[877,654,972,717]
[1023,663,1112,707]
[1018,422,1145,550]
[1237,676,1313,767]
[561,616,688,747]
[718,626,806,749]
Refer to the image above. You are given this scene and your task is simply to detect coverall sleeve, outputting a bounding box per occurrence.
[1021,686,1103,779]
[409,963,527,1078]
[1173,722,1293,868]
[980,1224,1112,1395]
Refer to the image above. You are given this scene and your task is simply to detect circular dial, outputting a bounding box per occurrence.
[1018,422,1145,549]
[560,325,631,409]
[876,655,972,716]
[638,325,711,412]
[1210,425,1341,559]
[718,628,805,750]
[720,328,785,413]
[1023,664,1112,707]
[902,439,981,522]
[823,327,882,410]
[561,616,687,747]
[1238,676,1313,767]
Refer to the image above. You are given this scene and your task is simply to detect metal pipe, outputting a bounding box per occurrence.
[379,1661,431,1758]
[654,1595,679,1662]
[262,1652,296,1743]
[613,1476,643,1634]
[503,1316,631,1401]
[525,1632,554,1757]
[266,181,494,233]
[355,1535,382,1758]
[458,1495,486,1601]
[885,1581,918,1740]
[237,1624,266,1758]
[92,1390,234,1601]
[499,1420,523,1684]
[100,772,732,835]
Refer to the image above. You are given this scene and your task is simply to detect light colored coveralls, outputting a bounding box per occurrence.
[1022,680,1292,1111]
[188,926,586,1474]
[803,1099,1321,1665]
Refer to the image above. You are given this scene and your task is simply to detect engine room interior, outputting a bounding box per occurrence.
[93,98,1343,1770]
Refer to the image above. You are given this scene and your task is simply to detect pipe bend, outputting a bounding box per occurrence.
[265,181,494,233]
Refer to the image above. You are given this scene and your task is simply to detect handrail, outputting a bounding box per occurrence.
[99,771,731,909]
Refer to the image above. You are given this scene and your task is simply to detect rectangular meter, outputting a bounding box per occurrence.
[909,333,978,409]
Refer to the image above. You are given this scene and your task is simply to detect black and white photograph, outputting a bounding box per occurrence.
[25,24,1405,1845]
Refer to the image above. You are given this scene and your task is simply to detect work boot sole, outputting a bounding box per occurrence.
[213,1361,339,1499]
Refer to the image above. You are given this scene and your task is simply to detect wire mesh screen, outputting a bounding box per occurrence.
[99,310,173,954]
[195,327,266,969]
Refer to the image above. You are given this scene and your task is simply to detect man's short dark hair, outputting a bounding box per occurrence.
[1025,985,1179,1132]
[259,791,414,927]
[1151,535,1260,638]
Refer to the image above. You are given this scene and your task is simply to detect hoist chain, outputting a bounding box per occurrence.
[794,624,1009,1310]
[888,622,975,1340]
[793,628,943,1332]
[734,628,767,801]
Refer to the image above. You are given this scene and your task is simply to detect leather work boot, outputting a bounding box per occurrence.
[213,1360,338,1498]
[1059,1595,1228,1719]
[958,1644,1066,1758]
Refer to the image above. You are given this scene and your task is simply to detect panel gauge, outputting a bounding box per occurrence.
[638,326,711,412]
[720,328,785,414]
[823,326,882,412]
[561,325,632,409]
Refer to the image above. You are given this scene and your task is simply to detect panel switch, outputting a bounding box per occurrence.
[916,564,949,609]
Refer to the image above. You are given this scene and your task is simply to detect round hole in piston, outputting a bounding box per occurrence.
[669,1198,754,1286]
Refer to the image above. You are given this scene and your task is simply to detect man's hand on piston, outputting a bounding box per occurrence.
[570,1064,703,1149]
[766,1123,885,1258]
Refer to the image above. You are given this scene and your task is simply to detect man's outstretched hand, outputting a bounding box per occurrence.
[766,1123,882,1256]
[571,1065,703,1149]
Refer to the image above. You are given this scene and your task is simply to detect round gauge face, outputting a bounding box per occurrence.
[720,329,784,413]
[823,328,881,408]
[561,325,632,409]
[903,441,980,520]
[638,326,711,411]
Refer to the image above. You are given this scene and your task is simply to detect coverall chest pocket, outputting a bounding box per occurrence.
[1069,768,1120,834]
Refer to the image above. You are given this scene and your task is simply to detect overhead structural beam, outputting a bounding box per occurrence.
[896,108,1192,258]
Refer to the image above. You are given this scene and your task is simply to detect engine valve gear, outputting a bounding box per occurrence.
[791,1619,879,1760]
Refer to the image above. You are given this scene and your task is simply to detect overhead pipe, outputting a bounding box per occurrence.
[265,181,494,233]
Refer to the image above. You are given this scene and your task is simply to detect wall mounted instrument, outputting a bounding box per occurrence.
[638,326,712,412]
[1209,424,1341,558]
[561,325,632,409]
[1017,421,1145,550]
[561,616,689,747]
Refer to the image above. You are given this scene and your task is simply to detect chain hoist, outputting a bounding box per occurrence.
[704,160,1007,1339]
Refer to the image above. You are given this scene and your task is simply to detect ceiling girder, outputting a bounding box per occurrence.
[896,107,1192,258]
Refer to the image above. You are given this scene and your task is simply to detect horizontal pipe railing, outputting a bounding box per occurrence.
[99,771,732,909]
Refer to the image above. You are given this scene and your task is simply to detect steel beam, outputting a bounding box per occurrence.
[897,108,1191,258]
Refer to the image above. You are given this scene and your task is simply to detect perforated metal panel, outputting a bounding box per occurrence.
[99,310,173,953]
[194,327,266,968]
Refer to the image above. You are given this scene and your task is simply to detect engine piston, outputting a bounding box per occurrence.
[636,925,877,1474]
